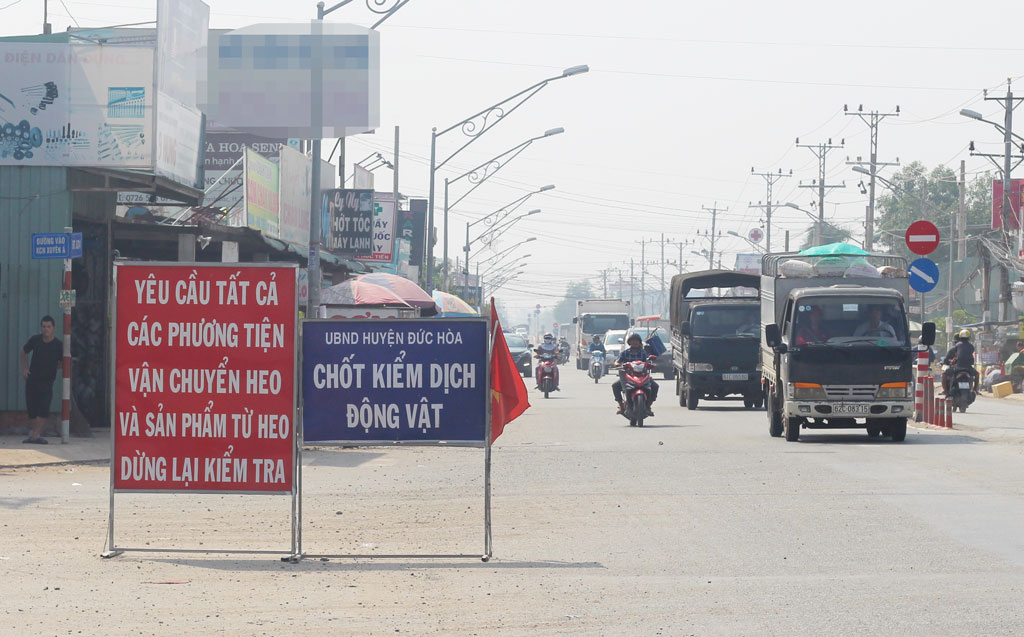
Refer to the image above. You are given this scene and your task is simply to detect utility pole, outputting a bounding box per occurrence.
[601,268,609,298]
[640,239,646,315]
[796,137,845,246]
[660,233,666,316]
[958,160,967,260]
[749,168,791,253]
[966,80,1024,321]
[701,202,726,268]
[629,259,635,315]
[844,104,900,252]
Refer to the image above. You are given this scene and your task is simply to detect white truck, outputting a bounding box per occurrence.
[572,299,631,370]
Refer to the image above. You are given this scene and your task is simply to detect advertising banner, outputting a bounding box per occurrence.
[278,145,312,247]
[992,178,1024,230]
[156,0,209,107]
[244,147,280,236]
[0,43,154,167]
[302,319,488,444]
[356,192,397,263]
[155,94,204,189]
[323,188,374,257]
[200,22,380,138]
[113,263,297,492]
[406,199,427,267]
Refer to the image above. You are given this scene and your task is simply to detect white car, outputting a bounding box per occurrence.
[603,330,628,362]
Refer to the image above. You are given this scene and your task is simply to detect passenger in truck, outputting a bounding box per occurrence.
[794,306,828,345]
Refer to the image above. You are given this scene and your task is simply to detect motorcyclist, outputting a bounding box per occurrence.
[942,329,979,394]
[587,334,606,355]
[534,332,560,389]
[557,336,571,363]
[610,333,658,416]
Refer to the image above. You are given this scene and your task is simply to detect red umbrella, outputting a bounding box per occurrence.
[321,279,411,307]
[353,273,435,309]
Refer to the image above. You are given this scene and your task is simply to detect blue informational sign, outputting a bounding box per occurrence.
[31,232,82,259]
[302,319,489,444]
[908,257,940,293]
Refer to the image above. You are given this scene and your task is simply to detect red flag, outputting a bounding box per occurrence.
[489,300,530,442]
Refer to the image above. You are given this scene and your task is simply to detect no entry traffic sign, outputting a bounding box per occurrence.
[908,257,940,293]
[905,220,939,255]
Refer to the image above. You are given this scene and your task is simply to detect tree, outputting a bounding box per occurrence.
[875,162,992,261]
[553,280,594,324]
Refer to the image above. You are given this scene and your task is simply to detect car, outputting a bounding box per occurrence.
[504,332,534,378]
[603,330,628,362]
[625,326,675,380]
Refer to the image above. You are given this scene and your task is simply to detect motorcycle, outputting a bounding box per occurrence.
[589,351,606,383]
[619,356,656,427]
[536,352,560,399]
[558,341,571,366]
[945,365,977,413]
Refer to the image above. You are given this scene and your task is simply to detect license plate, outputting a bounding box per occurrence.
[958,382,971,389]
[832,404,870,415]
[722,373,748,381]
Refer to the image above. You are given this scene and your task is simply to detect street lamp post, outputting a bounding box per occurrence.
[443,130,561,288]
[784,202,861,247]
[464,187,550,279]
[727,230,765,253]
[425,65,589,292]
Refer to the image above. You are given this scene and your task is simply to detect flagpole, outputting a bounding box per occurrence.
[484,299,495,561]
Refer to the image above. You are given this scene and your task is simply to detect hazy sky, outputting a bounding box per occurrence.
[5,0,1023,318]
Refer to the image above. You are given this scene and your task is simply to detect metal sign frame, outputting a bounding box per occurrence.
[102,262,300,559]
[294,316,493,562]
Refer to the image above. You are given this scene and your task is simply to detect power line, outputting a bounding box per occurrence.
[748,167,792,253]
[796,137,846,245]
[844,104,901,251]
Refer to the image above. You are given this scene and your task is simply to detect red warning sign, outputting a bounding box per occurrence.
[113,264,297,493]
[904,220,940,255]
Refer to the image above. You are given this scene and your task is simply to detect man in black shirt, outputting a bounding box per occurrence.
[20,316,63,444]
[942,329,978,394]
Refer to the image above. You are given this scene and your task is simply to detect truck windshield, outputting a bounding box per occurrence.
[691,306,760,337]
[791,298,908,346]
[582,314,629,334]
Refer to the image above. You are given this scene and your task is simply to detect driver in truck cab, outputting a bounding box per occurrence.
[854,305,896,339]
[794,305,828,345]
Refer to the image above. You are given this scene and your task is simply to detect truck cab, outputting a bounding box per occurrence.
[761,251,935,442]
[573,299,631,370]
[669,271,763,410]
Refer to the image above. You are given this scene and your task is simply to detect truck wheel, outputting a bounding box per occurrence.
[889,418,907,442]
[754,394,765,410]
[576,358,584,371]
[743,397,754,409]
[677,380,686,407]
[664,368,675,380]
[784,415,800,442]
[866,425,881,438]
[686,388,699,411]
[767,388,783,437]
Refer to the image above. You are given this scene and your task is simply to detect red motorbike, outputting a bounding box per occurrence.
[536,352,560,399]
[620,356,656,427]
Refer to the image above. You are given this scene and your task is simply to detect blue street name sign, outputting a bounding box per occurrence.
[908,257,940,293]
[302,319,489,444]
[31,232,83,259]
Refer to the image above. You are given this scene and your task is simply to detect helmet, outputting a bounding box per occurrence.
[626,333,643,346]
[958,329,971,340]
[592,335,601,342]
[543,332,554,342]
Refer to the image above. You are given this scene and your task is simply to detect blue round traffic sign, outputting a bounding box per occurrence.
[908,257,940,293]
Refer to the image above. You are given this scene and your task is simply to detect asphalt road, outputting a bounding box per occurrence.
[4,363,1024,635]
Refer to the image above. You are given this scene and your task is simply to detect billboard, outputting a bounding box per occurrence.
[0,43,155,167]
[301,319,488,444]
[278,146,312,247]
[156,0,209,107]
[200,23,380,138]
[323,188,374,257]
[155,94,204,189]
[356,192,397,264]
[113,263,297,492]
[992,179,1024,230]
[244,147,280,236]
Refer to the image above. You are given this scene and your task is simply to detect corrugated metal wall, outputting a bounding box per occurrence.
[0,166,71,412]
